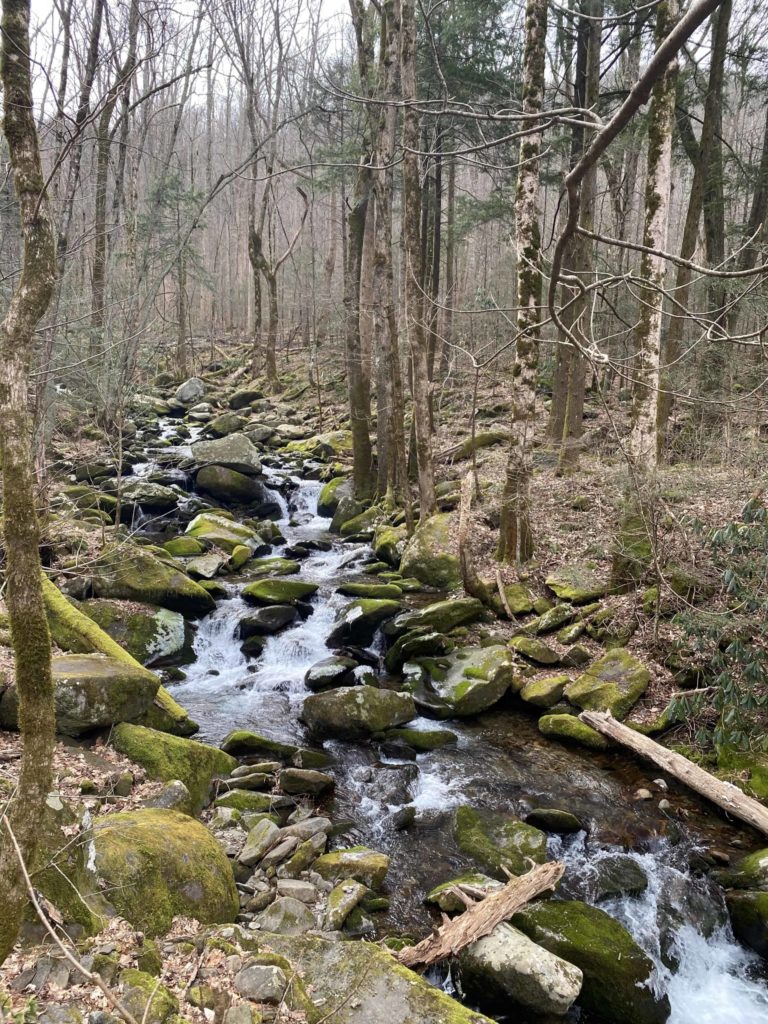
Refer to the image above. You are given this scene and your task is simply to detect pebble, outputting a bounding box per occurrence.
[634,788,653,800]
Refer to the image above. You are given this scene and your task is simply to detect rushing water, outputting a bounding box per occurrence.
[131,428,768,1023]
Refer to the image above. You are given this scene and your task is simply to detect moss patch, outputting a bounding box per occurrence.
[454,805,547,878]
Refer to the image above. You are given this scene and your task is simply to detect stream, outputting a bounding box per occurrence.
[133,426,768,1024]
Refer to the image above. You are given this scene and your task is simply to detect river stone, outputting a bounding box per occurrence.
[206,411,248,437]
[524,808,584,834]
[196,465,267,505]
[414,645,514,718]
[457,921,583,1017]
[112,722,237,812]
[186,512,266,554]
[337,582,403,599]
[717,848,768,890]
[242,578,319,606]
[191,433,262,475]
[260,931,494,1024]
[257,896,315,935]
[565,649,651,719]
[301,685,415,739]
[519,674,570,707]
[538,713,610,750]
[142,779,194,816]
[509,635,560,665]
[229,385,264,409]
[425,873,503,913]
[281,816,333,840]
[373,523,408,566]
[327,599,402,647]
[512,900,670,1024]
[245,556,301,577]
[279,768,334,795]
[390,598,485,636]
[384,630,453,673]
[325,880,367,930]
[92,544,215,617]
[93,808,239,936]
[0,654,159,738]
[80,600,188,666]
[454,806,547,878]
[340,506,386,538]
[174,377,205,405]
[239,605,298,637]
[234,963,287,1003]
[121,480,179,512]
[315,846,389,888]
[304,655,358,691]
[317,476,352,517]
[589,854,649,900]
[330,494,366,533]
[383,726,457,751]
[399,513,461,591]
[186,551,229,579]
[726,891,768,958]
[121,969,178,1023]
[546,565,608,604]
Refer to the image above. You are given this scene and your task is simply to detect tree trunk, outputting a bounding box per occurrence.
[497,0,547,563]
[0,0,58,966]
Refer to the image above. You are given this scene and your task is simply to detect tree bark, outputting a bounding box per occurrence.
[0,0,58,965]
[497,0,547,563]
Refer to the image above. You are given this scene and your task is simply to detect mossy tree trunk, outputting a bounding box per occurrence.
[497,0,547,563]
[0,0,58,965]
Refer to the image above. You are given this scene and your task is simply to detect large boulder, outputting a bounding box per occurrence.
[399,513,460,591]
[111,722,236,812]
[390,598,485,636]
[191,433,262,475]
[196,465,267,505]
[92,545,215,617]
[301,685,415,740]
[565,649,651,719]
[80,600,187,666]
[457,922,583,1017]
[717,848,768,890]
[512,900,670,1024]
[317,477,352,517]
[0,654,158,738]
[186,511,266,555]
[373,524,408,567]
[242,578,319,606]
[174,377,205,405]
[726,891,768,958]
[314,846,389,889]
[121,480,179,513]
[206,411,248,437]
[546,565,608,604]
[93,808,239,935]
[326,599,401,647]
[538,713,610,750]
[413,645,513,718]
[454,805,547,878]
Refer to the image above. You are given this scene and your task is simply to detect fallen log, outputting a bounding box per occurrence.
[394,860,564,969]
[580,710,768,837]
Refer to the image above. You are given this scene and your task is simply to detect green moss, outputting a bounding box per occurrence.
[340,507,384,537]
[392,598,484,636]
[186,512,264,554]
[454,805,547,878]
[399,513,461,591]
[121,969,178,1022]
[314,846,390,889]
[92,544,215,616]
[425,873,501,913]
[509,635,560,665]
[373,524,407,567]
[80,599,187,665]
[565,649,650,720]
[538,713,610,750]
[382,727,457,750]
[726,891,768,957]
[546,565,607,604]
[317,476,349,517]
[112,723,236,812]
[519,674,570,707]
[337,582,403,599]
[214,790,279,813]
[717,848,768,890]
[163,537,204,557]
[717,747,768,801]
[135,685,199,736]
[246,557,301,577]
[611,501,652,591]
[242,578,318,605]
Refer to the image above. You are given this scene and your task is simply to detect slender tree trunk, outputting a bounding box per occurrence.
[401,0,436,517]
[497,0,547,563]
[0,0,58,966]
[439,156,456,378]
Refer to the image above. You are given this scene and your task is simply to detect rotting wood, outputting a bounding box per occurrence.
[580,710,768,837]
[394,860,564,969]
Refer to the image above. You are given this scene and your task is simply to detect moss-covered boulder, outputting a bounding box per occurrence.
[112,723,236,812]
[186,512,266,555]
[384,726,457,751]
[120,969,178,1023]
[726,891,768,958]
[538,713,610,750]
[314,846,389,889]
[454,806,547,878]
[414,646,513,718]
[337,582,403,600]
[317,476,352,517]
[546,565,608,604]
[330,494,366,533]
[93,808,239,935]
[206,411,248,437]
[242,577,319,606]
[611,502,653,591]
[512,900,670,1024]
[163,536,204,557]
[327,599,401,646]
[121,480,179,513]
[373,524,408,567]
[191,432,262,475]
[301,685,415,740]
[425,873,503,913]
[519,674,570,708]
[80,600,187,666]
[565,649,650,719]
[509,635,560,665]
[92,544,215,617]
[717,848,768,890]
[245,556,301,577]
[340,506,385,538]
[196,464,267,505]
[390,598,484,636]
[0,654,159,738]
[220,729,332,769]
[304,655,358,691]
[384,630,453,673]
[399,513,461,590]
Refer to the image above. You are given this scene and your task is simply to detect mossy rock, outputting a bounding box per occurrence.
[373,523,408,567]
[163,537,205,558]
[538,713,610,750]
[454,806,547,879]
[384,630,453,673]
[565,649,650,720]
[92,544,215,617]
[414,646,514,718]
[93,809,239,936]
[186,512,265,555]
[330,495,366,533]
[489,582,536,617]
[221,729,298,759]
[120,969,178,1023]
[611,502,652,591]
[546,565,608,604]
[206,411,248,437]
[301,685,415,740]
[317,476,351,517]
[112,723,236,812]
[242,578,319,606]
[528,603,575,635]
[337,582,403,600]
[284,429,352,458]
[425,872,503,913]
[327,599,402,647]
[196,464,267,505]
[399,513,461,591]
[509,636,560,666]
[245,556,301,578]
[80,600,188,666]
[191,432,262,475]
[135,685,199,737]
[519,674,570,708]
[214,790,282,813]
[340,506,385,538]
[512,900,670,1024]
[717,747,768,802]
[390,598,485,637]
[382,726,457,751]
[717,848,768,890]
[314,846,389,889]
[726,891,768,958]
[450,431,508,460]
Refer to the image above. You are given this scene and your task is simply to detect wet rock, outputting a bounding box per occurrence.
[590,854,649,900]
[726,891,768,958]
[392,805,416,830]
[337,581,403,599]
[317,476,352,517]
[565,649,651,720]
[327,598,402,646]
[301,685,415,740]
[425,873,503,913]
[383,726,457,751]
[384,630,453,672]
[399,513,461,590]
[509,635,560,665]
[279,767,334,795]
[519,674,570,708]
[239,605,298,637]
[241,578,319,606]
[245,555,302,577]
[524,808,584,834]
[457,922,583,1017]
[0,654,159,738]
[512,899,670,1024]
[454,806,547,878]
[304,655,358,691]
[538,713,610,750]
[256,896,315,935]
[186,512,267,555]
[413,645,514,718]
[121,480,179,513]
[717,848,768,890]
[315,846,389,889]
[196,465,267,505]
[325,880,367,930]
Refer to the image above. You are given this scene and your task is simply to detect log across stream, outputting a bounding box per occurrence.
[135,441,768,1024]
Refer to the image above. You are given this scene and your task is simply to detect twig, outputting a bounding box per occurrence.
[495,569,516,621]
